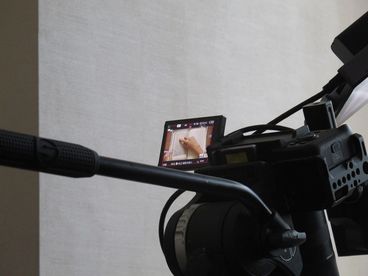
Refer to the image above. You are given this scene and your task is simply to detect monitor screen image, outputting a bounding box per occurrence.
[158,115,225,170]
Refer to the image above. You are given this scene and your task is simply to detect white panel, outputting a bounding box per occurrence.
[39,1,368,275]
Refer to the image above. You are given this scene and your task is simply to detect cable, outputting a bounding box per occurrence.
[254,74,345,134]
[159,189,185,254]
[228,124,294,137]
[265,90,327,126]
[221,124,294,145]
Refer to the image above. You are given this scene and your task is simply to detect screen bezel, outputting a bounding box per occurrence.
[158,115,226,170]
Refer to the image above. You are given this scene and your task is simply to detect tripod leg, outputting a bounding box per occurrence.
[292,211,339,276]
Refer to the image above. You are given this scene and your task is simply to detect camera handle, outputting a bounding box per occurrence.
[0,128,305,250]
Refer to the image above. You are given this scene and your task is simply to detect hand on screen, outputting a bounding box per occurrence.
[163,152,172,161]
[179,137,204,157]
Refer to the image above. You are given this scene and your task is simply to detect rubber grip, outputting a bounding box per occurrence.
[0,129,99,177]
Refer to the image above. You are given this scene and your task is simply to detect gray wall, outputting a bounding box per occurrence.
[0,0,39,275]
[2,0,368,275]
[38,1,368,275]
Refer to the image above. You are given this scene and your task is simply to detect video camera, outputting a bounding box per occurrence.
[0,10,368,276]
[159,11,368,276]
[161,111,368,276]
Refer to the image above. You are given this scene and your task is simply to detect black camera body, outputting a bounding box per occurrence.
[162,122,368,276]
[201,124,368,212]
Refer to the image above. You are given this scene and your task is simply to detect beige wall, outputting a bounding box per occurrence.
[0,0,39,275]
